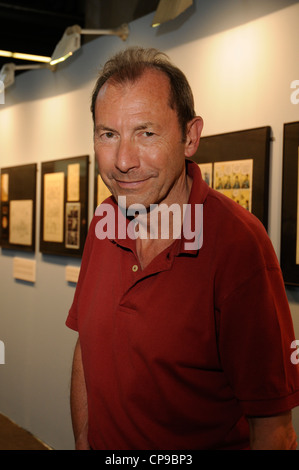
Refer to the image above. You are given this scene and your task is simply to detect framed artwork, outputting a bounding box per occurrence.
[40,155,89,257]
[94,158,112,211]
[192,126,271,229]
[0,163,37,252]
[280,121,299,286]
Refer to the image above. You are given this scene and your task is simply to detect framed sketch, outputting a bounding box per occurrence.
[40,155,89,257]
[193,126,271,229]
[280,121,299,286]
[0,163,37,252]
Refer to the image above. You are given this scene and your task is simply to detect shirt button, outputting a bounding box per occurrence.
[132,264,138,272]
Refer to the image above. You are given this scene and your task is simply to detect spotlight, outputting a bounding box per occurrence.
[152,0,193,27]
[0,62,53,88]
[50,23,129,66]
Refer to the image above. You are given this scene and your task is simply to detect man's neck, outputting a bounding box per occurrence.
[135,173,193,270]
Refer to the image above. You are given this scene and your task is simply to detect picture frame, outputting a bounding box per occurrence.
[40,155,89,257]
[94,158,112,211]
[0,163,37,252]
[192,126,272,229]
[280,121,299,286]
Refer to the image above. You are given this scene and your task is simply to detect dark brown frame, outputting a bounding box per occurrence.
[0,163,37,252]
[280,121,299,286]
[40,155,89,257]
[192,126,271,230]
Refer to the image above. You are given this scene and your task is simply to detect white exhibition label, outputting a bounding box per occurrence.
[65,266,80,283]
[13,257,36,283]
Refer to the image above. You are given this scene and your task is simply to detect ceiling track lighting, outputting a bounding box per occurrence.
[152,0,193,27]
[0,22,129,88]
[0,50,51,63]
[50,23,129,66]
[0,62,54,89]
[0,0,196,90]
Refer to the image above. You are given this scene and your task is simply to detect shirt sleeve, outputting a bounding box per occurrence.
[217,260,299,417]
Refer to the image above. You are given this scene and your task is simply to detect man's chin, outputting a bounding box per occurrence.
[114,194,151,213]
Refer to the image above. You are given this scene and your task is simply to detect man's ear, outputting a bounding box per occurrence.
[184,117,204,158]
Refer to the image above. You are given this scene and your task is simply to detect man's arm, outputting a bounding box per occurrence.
[248,411,297,450]
[70,337,90,450]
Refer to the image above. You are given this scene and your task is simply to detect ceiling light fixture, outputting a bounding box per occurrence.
[152,0,193,27]
[0,22,130,89]
[0,62,54,88]
[50,23,129,66]
[0,50,51,63]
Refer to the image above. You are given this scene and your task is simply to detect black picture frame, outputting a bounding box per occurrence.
[0,163,37,252]
[280,121,299,286]
[192,126,271,230]
[40,155,89,257]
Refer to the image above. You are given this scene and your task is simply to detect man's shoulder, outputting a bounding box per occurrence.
[205,186,266,236]
[203,186,278,271]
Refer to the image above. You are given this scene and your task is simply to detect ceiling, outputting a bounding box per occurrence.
[0,0,160,71]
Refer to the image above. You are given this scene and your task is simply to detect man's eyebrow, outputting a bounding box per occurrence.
[95,124,118,133]
[134,122,154,130]
[134,122,161,131]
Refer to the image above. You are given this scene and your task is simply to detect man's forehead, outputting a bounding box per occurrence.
[96,68,171,101]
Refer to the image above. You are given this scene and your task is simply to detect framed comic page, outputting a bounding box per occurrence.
[192,126,271,230]
[0,163,37,252]
[40,155,89,257]
[281,121,299,286]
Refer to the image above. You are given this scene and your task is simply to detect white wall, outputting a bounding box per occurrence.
[0,0,299,449]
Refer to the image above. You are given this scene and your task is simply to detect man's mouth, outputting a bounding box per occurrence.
[115,177,150,189]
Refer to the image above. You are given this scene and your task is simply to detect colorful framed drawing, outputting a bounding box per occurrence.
[193,126,271,230]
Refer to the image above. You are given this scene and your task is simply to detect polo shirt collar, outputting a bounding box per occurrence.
[106,159,209,256]
[176,159,209,255]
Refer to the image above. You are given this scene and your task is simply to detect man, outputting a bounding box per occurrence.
[66,47,299,450]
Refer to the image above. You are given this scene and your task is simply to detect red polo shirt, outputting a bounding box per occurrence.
[66,160,299,450]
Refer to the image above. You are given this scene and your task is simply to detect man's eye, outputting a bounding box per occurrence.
[144,132,154,137]
[99,132,115,141]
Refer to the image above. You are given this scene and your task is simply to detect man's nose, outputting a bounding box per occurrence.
[115,138,140,173]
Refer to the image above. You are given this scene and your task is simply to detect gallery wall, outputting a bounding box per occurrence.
[0,0,299,449]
